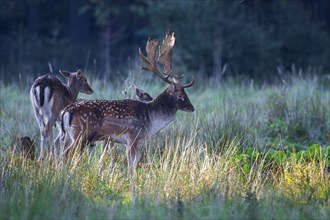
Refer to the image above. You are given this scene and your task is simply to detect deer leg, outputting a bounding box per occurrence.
[54,132,60,150]
[31,104,45,160]
[39,118,54,161]
[39,125,49,160]
[79,135,89,156]
[126,144,134,178]
[59,127,67,159]
[53,121,62,159]
[133,146,142,169]
[54,127,65,161]
[39,131,45,160]
[60,127,78,159]
[126,137,141,178]
[47,123,54,160]
[53,131,60,159]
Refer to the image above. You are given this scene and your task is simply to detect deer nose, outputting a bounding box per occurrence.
[87,88,94,94]
[185,105,194,112]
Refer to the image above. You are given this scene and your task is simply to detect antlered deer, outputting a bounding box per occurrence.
[30,70,93,160]
[60,32,195,176]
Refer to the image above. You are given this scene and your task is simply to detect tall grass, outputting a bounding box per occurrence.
[0,74,329,219]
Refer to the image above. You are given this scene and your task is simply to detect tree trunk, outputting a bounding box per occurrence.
[103,25,111,82]
[70,0,90,43]
[213,38,223,84]
[27,1,38,35]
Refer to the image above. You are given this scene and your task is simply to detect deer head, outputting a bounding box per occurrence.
[139,31,195,113]
[59,69,94,95]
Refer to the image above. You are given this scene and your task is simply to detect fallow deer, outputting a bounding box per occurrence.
[60,32,195,176]
[30,69,93,160]
[54,87,153,154]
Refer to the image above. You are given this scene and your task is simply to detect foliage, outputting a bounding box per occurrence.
[0,141,329,219]
[0,0,329,82]
[0,73,329,219]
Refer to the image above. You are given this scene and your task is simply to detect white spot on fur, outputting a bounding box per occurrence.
[63,112,71,127]
[35,86,41,105]
[42,87,54,125]
[44,87,51,103]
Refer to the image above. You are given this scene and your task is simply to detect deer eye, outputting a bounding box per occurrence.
[178,94,184,100]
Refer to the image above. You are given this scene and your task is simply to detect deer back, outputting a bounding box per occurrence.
[31,75,70,108]
[62,99,150,145]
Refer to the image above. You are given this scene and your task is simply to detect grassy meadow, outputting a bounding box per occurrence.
[0,72,329,219]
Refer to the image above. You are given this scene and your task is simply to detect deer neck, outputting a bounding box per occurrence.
[65,83,80,103]
[146,91,177,135]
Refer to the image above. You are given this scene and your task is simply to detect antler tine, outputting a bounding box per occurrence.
[139,31,195,88]
[182,77,195,88]
[158,31,175,74]
[158,31,193,86]
[139,38,174,84]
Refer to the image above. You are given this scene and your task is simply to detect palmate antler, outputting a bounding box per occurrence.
[158,31,175,74]
[139,31,195,88]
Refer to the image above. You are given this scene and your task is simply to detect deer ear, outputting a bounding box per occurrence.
[59,70,71,78]
[76,69,82,79]
[136,88,142,97]
[169,83,176,93]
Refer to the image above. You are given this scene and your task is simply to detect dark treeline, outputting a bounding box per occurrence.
[0,0,329,83]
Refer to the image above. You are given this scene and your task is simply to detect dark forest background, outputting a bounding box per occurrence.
[0,0,329,84]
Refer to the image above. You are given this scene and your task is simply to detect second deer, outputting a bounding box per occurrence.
[30,70,93,160]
